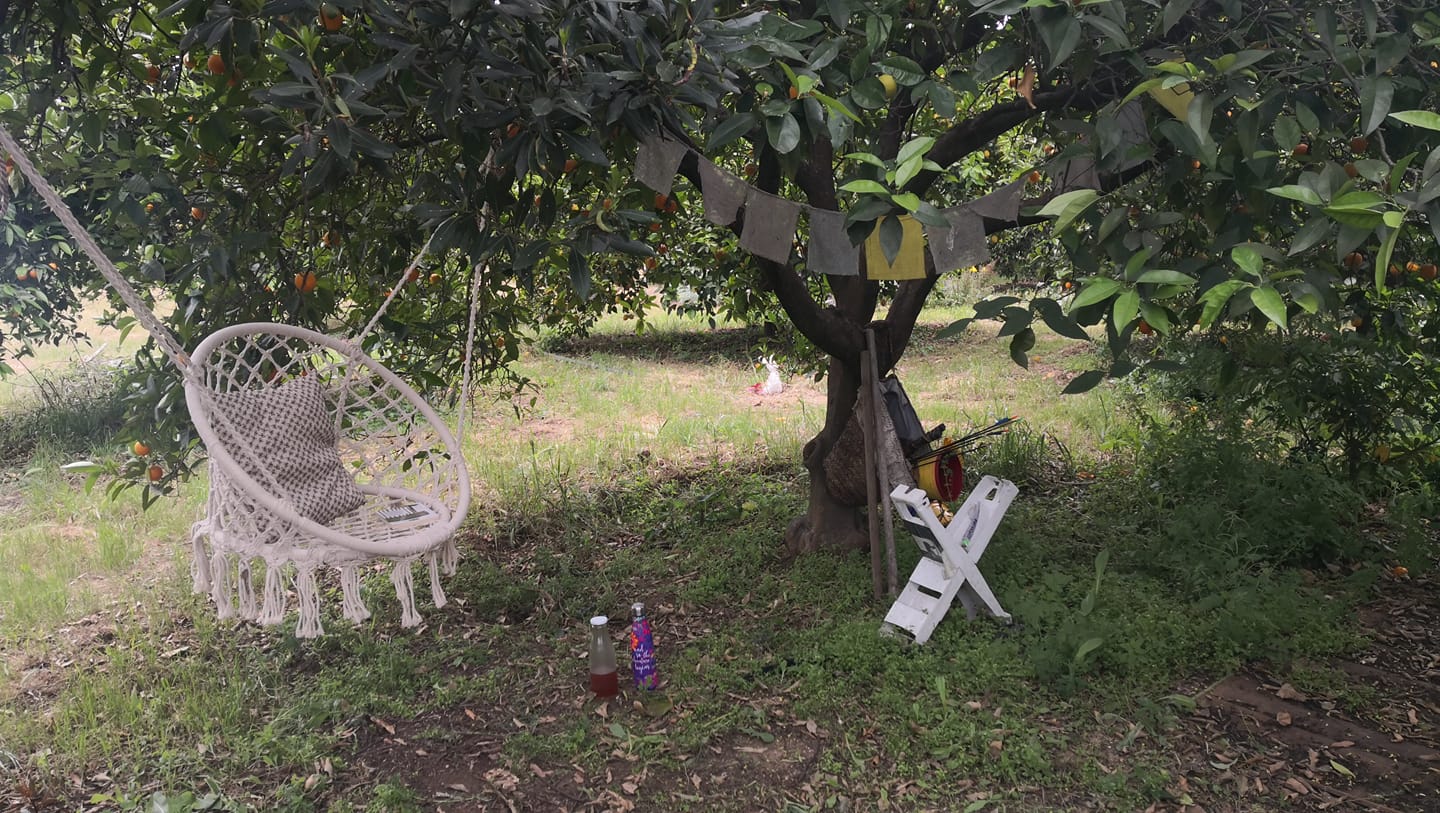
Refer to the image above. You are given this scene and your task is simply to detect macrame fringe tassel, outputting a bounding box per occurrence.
[211,552,234,620]
[440,536,459,576]
[236,559,257,621]
[258,565,286,626]
[340,566,371,624]
[295,566,324,639]
[428,553,448,609]
[190,530,211,594]
[391,561,422,628]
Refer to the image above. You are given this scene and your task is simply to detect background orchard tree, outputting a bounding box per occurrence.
[2,1,1437,549]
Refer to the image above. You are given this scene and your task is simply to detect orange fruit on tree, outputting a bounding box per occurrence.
[643,257,658,270]
[1421,264,1438,281]
[648,222,661,232]
[563,158,579,173]
[147,464,164,483]
[665,199,678,214]
[132,441,151,456]
[505,123,521,138]
[294,270,319,293]
[1027,170,1042,184]
[788,85,799,99]
[1292,142,1309,157]
[1190,159,1202,171]
[146,64,160,83]
[191,206,206,221]
[602,197,614,209]
[654,193,668,210]
[428,272,442,285]
[1392,565,1409,577]
[319,3,344,31]
[206,53,226,75]
[1349,136,1368,153]
[321,229,341,247]
[657,243,669,255]
[1344,162,1359,178]
[1351,316,1365,328]
[1137,320,1154,336]
[1343,251,1365,270]
[145,202,156,213]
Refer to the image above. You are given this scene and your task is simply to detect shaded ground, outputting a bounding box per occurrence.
[1169,571,1440,812]
[332,541,1440,813]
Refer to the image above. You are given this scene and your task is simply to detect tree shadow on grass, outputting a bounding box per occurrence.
[543,324,786,366]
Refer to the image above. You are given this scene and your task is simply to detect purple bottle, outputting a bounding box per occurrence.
[629,602,658,690]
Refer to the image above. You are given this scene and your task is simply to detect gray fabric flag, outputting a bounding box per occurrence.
[739,189,802,263]
[1114,101,1148,170]
[697,158,747,226]
[633,137,688,196]
[968,178,1026,221]
[924,207,989,273]
[1054,154,1100,193]
[806,208,859,276]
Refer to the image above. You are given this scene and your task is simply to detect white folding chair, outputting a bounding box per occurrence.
[883,476,1017,644]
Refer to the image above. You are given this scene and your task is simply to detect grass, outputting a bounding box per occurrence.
[0,301,1415,811]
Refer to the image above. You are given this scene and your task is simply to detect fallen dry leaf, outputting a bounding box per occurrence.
[1284,777,1311,795]
[371,717,395,735]
[484,768,520,792]
[1329,740,1355,748]
[1276,683,1307,701]
[1017,63,1037,108]
[1276,711,1292,726]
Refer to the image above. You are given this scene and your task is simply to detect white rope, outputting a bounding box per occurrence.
[190,521,212,593]
[339,566,371,624]
[355,230,440,346]
[295,566,324,638]
[211,552,234,620]
[0,125,189,367]
[428,552,448,609]
[259,565,287,626]
[390,560,422,628]
[236,559,257,621]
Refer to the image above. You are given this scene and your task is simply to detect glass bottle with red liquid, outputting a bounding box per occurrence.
[588,615,618,698]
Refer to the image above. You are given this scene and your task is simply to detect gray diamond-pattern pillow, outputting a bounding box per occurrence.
[211,374,365,524]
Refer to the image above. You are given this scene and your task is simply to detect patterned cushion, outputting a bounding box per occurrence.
[210,374,365,524]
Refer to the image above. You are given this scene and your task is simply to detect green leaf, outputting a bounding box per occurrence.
[892,192,921,212]
[1009,327,1036,369]
[1197,280,1251,329]
[1135,269,1195,286]
[1359,76,1395,135]
[1266,185,1323,206]
[1388,110,1440,132]
[839,179,890,195]
[844,151,887,169]
[1231,245,1263,278]
[1062,369,1106,394]
[877,55,925,85]
[1072,637,1104,664]
[1112,288,1140,329]
[1038,189,1100,234]
[896,136,936,166]
[894,155,923,189]
[1070,278,1122,310]
[1374,221,1401,290]
[879,215,903,265]
[1139,302,1173,333]
[811,90,862,123]
[1040,14,1082,68]
[708,112,757,150]
[1249,286,1287,330]
[1033,298,1092,340]
[767,114,801,154]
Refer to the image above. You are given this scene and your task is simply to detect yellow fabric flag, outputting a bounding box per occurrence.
[1148,82,1195,121]
[864,215,927,280]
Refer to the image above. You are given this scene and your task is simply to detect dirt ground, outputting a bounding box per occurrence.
[338,569,1440,813]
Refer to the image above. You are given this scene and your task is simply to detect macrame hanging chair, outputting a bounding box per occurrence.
[0,126,476,638]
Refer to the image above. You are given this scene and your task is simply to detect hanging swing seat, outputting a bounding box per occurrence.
[187,322,471,637]
[0,126,477,638]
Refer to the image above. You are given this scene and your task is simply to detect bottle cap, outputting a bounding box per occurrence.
[590,615,608,626]
[632,602,645,617]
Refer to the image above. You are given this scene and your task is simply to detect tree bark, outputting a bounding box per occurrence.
[786,354,871,555]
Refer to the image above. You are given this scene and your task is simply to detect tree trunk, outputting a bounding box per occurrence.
[785,353,871,555]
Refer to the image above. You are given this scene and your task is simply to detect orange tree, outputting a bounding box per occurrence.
[2,1,1437,547]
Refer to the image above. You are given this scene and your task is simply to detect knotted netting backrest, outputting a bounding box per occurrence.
[186,322,470,559]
